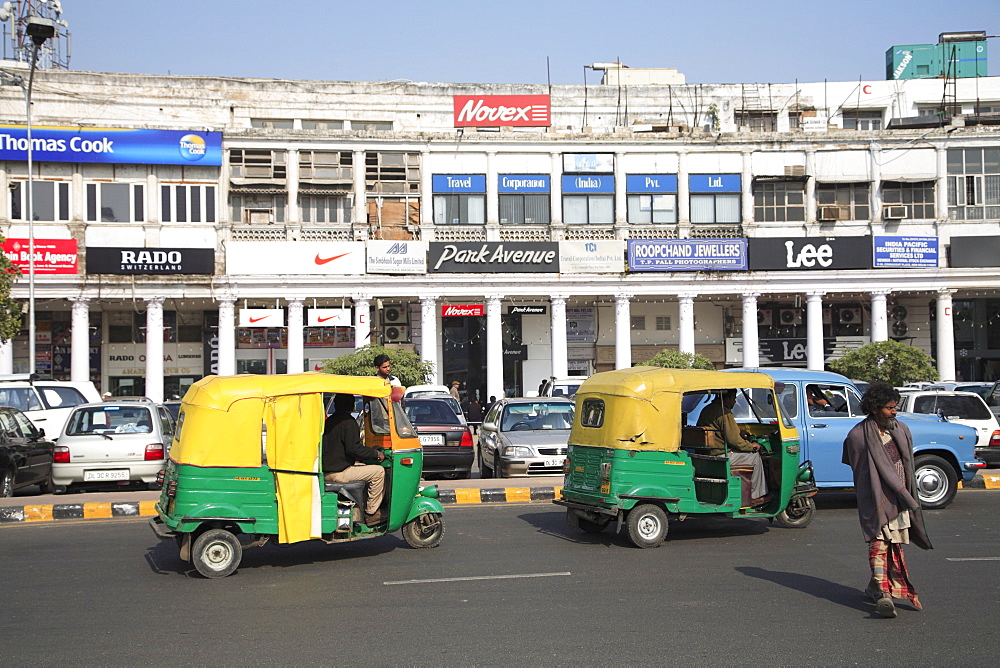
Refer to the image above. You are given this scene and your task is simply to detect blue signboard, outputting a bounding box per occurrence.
[626,174,678,193]
[873,235,939,268]
[689,174,741,192]
[432,174,486,193]
[0,125,222,166]
[561,174,614,194]
[628,238,748,271]
[498,174,550,193]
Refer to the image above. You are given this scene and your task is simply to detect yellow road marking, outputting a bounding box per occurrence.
[505,487,532,502]
[139,501,158,516]
[983,475,1000,490]
[453,488,482,504]
[23,505,51,522]
[84,503,112,519]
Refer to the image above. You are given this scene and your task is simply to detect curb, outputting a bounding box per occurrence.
[961,473,1000,490]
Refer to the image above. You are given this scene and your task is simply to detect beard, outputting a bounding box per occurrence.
[875,415,898,431]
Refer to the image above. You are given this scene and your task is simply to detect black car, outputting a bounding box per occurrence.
[401,397,474,479]
[0,406,56,496]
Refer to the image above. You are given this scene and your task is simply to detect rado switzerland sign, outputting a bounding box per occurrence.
[453,95,551,127]
[86,247,215,274]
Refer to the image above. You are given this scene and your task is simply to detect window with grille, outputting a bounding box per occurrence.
[947,147,1000,220]
[735,111,777,131]
[816,182,870,221]
[627,194,676,224]
[631,315,645,330]
[160,184,216,223]
[85,183,144,223]
[655,316,672,331]
[366,152,420,195]
[433,194,485,225]
[299,150,352,181]
[842,110,883,130]
[499,194,550,225]
[882,181,935,219]
[563,195,613,224]
[9,181,70,221]
[229,149,287,180]
[301,195,351,224]
[753,181,805,222]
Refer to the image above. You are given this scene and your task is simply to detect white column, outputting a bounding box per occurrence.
[615,293,632,370]
[70,297,90,382]
[806,292,826,371]
[677,151,690,224]
[550,152,563,226]
[936,289,957,383]
[805,150,816,224]
[741,150,753,226]
[353,296,371,350]
[145,297,164,403]
[614,151,627,228]
[486,295,504,399]
[286,299,304,374]
[935,147,948,221]
[870,290,890,343]
[217,298,236,377]
[551,294,568,378]
[486,151,498,225]
[286,148,300,224]
[741,293,760,369]
[353,149,367,225]
[678,293,696,354]
[0,340,13,374]
[420,296,439,381]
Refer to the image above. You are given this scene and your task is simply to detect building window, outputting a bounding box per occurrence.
[366,152,419,195]
[631,315,645,330]
[816,183,870,221]
[250,118,294,129]
[735,111,777,132]
[753,181,805,222]
[86,183,144,223]
[563,195,613,224]
[947,147,1000,220]
[229,148,287,180]
[9,181,70,221]
[499,194,549,225]
[690,193,740,223]
[434,194,485,225]
[161,185,216,223]
[788,112,803,129]
[842,110,883,130]
[882,181,935,219]
[231,195,286,225]
[655,316,672,331]
[300,119,344,130]
[301,195,351,224]
[627,194,676,224]
[351,120,393,131]
[299,150,352,181]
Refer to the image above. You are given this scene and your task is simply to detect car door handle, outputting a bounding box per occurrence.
[810,424,828,428]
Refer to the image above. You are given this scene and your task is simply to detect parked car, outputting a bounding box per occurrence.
[0,406,56,497]
[478,397,574,477]
[52,401,174,492]
[896,390,1000,467]
[400,397,474,479]
[0,374,101,434]
[925,382,994,399]
[403,384,452,398]
[539,377,586,400]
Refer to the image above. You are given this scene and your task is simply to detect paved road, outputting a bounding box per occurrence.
[3,490,998,664]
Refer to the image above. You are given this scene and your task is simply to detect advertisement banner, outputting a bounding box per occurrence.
[559,240,625,273]
[0,125,222,166]
[86,247,214,274]
[307,309,352,327]
[497,175,550,193]
[366,240,428,274]
[626,174,678,193]
[432,174,487,193]
[748,236,872,270]
[226,241,366,275]
[441,304,484,317]
[873,236,939,268]
[689,174,741,192]
[239,309,285,328]
[429,242,559,273]
[561,174,614,194]
[453,95,550,127]
[628,239,747,271]
[2,238,77,274]
[950,236,1000,268]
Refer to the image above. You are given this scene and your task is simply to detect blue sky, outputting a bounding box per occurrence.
[61,0,998,85]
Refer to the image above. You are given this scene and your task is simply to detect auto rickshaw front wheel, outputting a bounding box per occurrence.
[774,496,816,529]
[402,513,444,549]
[191,528,243,578]
[626,504,668,548]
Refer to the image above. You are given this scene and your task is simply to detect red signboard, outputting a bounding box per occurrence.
[441,304,485,317]
[3,238,78,274]
[453,95,550,127]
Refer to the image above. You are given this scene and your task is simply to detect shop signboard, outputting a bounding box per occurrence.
[239,309,285,328]
[453,95,550,128]
[566,308,596,343]
[86,247,214,274]
[508,305,547,315]
[3,238,77,274]
[560,240,624,273]
[949,236,1000,268]
[308,308,352,327]
[628,239,747,272]
[748,236,873,270]
[561,174,614,194]
[0,125,222,166]
[366,240,427,274]
[441,304,484,317]
[689,174,741,192]
[432,174,486,193]
[626,174,678,192]
[226,241,365,275]
[498,175,550,192]
[873,236,939,268]
[429,242,559,273]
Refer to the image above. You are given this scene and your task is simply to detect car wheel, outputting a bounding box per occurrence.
[402,513,444,549]
[914,454,958,509]
[0,468,13,498]
[38,471,54,495]
[626,503,668,548]
[774,496,815,529]
[191,528,243,579]
[493,453,504,479]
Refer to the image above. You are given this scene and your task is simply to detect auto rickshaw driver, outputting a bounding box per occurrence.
[696,388,772,506]
[323,393,387,525]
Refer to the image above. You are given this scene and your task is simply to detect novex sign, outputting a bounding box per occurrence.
[453,95,551,127]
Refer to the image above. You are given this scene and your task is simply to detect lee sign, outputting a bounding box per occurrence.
[453,95,551,127]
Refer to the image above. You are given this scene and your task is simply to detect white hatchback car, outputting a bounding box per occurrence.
[896,390,1000,464]
[0,375,101,435]
[52,401,174,492]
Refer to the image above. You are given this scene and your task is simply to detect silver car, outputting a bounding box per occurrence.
[478,398,574,477]
[52,401,174,492]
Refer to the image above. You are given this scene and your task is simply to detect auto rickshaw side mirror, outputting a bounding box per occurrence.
[390,386,404,403]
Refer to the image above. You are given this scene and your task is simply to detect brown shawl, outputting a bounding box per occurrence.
[841,417,932,549]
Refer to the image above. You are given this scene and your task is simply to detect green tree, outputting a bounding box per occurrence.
[319,344,433,387]
[643,348,715,370]
[0,233,22,343]
[828,340,939,386]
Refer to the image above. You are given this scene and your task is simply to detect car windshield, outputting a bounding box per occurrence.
[67,405,154,435]
[501,402,575,431]
[403,400,462,426]
[911,395,992,420]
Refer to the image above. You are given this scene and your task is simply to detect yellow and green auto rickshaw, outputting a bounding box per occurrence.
[555,367,816,548]
[149,372,444,577]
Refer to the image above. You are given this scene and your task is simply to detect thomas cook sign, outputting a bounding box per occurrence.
[429,242,559,273]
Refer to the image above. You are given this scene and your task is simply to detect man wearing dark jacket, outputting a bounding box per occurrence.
[323,393,386,525]
[843,381,931,618]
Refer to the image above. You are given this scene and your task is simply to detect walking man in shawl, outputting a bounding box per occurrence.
[842,381,931,618]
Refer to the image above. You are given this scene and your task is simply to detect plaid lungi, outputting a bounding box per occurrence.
[868,539,922,609]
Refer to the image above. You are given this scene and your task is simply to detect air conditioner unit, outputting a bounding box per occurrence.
[891,305,908,321]
[778,308,803,326]
[757,309,773,326]
[818,206,845,221]
[383,325,409,343]
[838,307,862,325]
[383,305,408,324]
[891,321,909,338]
[884,205,907,220]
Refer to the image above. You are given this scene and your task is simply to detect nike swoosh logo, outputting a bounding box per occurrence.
[314,364,323,371]
[316,315,339,323]
[315,252,350,265]
[249,316,269,323]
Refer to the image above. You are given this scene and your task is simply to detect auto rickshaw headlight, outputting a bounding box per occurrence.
[418,485,439,499]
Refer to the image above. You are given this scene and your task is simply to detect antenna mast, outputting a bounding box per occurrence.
[1,0,71,69]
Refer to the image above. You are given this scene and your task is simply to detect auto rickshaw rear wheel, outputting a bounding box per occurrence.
[774,496,816,529]
[626,503,668,548]
[402,513,444,548]
[192,528,243,578]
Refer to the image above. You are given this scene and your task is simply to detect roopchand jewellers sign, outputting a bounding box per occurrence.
[429,242,559,273]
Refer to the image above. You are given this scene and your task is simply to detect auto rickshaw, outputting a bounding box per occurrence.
[554,367,816,548]
[149,372,444,577]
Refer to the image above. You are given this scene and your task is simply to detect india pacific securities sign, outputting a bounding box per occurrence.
[627,239,747,271]
[0,125,223,166]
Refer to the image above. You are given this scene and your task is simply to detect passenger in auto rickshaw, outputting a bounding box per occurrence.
[696,388,771,505]
[322,393,386,525]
